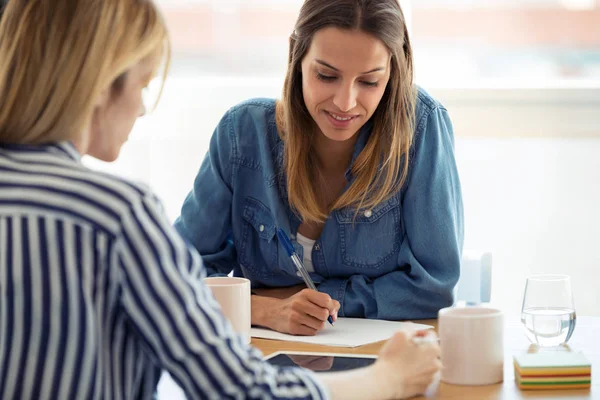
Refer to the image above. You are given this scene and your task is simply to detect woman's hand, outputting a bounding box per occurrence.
[251,289,340,336]
[374,330,442,399]
[319,330,441,400]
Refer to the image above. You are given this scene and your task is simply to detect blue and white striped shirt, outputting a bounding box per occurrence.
[0,142,327,400]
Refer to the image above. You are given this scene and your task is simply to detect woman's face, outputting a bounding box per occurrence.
[85,56,156,162]
[301,27,391,143]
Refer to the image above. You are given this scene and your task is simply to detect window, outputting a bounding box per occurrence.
[153,0,600,84]
[411,0,600,85]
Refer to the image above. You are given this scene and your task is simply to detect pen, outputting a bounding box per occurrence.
[276,228,334,326]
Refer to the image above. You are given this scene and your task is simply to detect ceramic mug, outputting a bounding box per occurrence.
[204,277,251,344]
[439,306,504,385]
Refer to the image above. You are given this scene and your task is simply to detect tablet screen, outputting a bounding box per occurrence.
[264,352,377,372]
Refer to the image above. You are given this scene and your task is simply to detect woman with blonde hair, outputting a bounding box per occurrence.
[176,0,463,336]
[0,0,441,399]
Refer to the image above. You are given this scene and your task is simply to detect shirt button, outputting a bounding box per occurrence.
[364,210,372,218]
[296,271,302,277]
[259,224,265,232]
[314,244,320,251]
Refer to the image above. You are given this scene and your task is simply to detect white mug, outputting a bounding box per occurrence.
[439,306,504,385]
[204,277,251,344]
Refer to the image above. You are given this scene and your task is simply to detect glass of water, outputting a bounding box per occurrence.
[521,274,576,347]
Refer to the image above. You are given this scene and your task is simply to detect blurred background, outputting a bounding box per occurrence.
[85,0,600,317]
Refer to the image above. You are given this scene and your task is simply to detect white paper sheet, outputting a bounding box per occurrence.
[251,318,433,348]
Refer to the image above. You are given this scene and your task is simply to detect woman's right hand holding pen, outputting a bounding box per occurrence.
[251,288,339,336]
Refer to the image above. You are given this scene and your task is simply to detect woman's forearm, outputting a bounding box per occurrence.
[251,294,278,329]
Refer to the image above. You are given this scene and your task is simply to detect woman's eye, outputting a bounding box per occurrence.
[316,73,378,87]
[317,73,337,82]
[361,81,378,87]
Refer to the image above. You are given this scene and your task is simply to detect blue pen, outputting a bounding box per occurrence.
[276,228,335,326]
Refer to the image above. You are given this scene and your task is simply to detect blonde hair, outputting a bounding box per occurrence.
[277,0,416,223]
[0,0,170,145]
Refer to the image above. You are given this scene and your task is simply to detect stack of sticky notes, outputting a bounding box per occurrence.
[514,351,592,390]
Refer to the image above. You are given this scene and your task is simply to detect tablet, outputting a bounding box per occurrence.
[264,351,377,372]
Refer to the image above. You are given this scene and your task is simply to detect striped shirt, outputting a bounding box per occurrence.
[0,142,328,400]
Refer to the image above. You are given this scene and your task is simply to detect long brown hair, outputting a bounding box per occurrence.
[277,0,416,223]
[0,0,170,145]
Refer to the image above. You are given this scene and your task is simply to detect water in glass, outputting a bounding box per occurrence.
[521,274,575,347]
[521,307,576,347]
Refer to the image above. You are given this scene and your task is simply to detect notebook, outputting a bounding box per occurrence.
[250,317,433,347]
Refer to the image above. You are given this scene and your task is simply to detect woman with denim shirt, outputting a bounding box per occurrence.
[176,0,464,336]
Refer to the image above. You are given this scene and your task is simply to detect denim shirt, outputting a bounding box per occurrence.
[175,87,464,320]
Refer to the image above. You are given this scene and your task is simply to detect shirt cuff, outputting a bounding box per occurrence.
[316,278,348,317]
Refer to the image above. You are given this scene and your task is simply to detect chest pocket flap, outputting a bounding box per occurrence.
[335,195,400,224]
[242,197,276,241]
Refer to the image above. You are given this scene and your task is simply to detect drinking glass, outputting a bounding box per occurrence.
[521,274,576,347]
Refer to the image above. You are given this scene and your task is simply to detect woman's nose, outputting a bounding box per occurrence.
[333,83,357,112]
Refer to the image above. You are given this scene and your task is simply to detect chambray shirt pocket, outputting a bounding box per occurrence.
[335,196,401,270]
[239,196,278,278]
